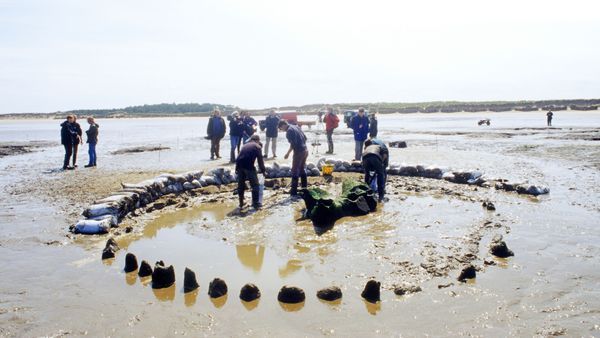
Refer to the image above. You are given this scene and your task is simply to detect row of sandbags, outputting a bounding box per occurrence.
[317,157,550,196]
[73,163,321,234]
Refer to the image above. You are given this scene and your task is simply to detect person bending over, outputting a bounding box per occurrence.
[362,138,389,202]
[279,119,308,197]
[235,134,266,210]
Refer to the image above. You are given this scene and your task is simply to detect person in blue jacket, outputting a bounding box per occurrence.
[207,109,226,160]
[263,110,280,158]
[351,107,369,160]
[241,111,257,143]
[228,111,244,163]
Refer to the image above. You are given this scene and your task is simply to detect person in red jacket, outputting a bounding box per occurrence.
[323,107,340,154]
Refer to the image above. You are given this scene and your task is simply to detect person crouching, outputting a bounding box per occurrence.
[362,138,389,202]
[235,134,266,210]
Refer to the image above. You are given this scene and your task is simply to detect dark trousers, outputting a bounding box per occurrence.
[547,118,552,126]
[363,154,386,199]
[210,137,222,158]
[63,144,73,169]
[237,168,260,207]
[326,130,334,153]
[291,149,308,195]
[72,143,79,166]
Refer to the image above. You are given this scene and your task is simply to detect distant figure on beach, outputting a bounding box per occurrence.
[369,112,378,138]
[241,111,257,143]
[207,109,226,160]
[264,110,280,158]
[547,111,554,126]
[351,108,369,161]
[323,107,339,154]
[235,134,266,210]
[60,115,78,170]
[279,119,308,197]
[72,116,83,168]
[85,117,99,167]
[228,111,244,163]
[362,138,389,202]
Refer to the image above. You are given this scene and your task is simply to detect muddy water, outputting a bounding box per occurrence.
[1,112,600,336]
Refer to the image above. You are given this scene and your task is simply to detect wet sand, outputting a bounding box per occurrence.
[1,112,599,336]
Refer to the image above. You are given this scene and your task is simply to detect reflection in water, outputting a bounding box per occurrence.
[125,271,137,285]
[318,298,342,310]
[152,285,176,302]
[184,289,199,307]
[210,294,228,308]
[494,257,510,269]
[236,245,265,272]
[363,300,381,315]
[140,276,152,287]
[241,299,260,311]
[279,301,305,312]
[278,259,303,278]
[102,258,114,266]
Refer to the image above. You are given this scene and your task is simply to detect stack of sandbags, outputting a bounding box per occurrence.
[264,162,320,178]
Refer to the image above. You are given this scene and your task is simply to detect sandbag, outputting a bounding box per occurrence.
[73,219,111,234]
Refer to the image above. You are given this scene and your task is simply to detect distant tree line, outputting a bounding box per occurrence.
[65,103,237,118]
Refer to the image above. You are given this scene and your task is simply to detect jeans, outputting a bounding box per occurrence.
[363,154,386,199]
[63,144,73,169]
[354,140,365,161]
[88,143,97,166]
[264,137,277,157]
[230,135,241,161]
[326,130,334,153]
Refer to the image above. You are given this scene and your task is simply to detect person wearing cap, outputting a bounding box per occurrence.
[351,108,370,161]
[228,111,244,162]
[279,119,308,196]
[207,109,226,160]
[264,109,280,158]
[361,138,389,202]
[235,134,266,209]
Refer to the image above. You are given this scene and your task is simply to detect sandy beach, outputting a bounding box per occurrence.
[1,111,599,336]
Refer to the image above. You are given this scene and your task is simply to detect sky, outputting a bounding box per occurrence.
[0,0,599,114]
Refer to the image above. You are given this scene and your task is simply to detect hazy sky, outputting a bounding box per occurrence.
[1,0,599,113]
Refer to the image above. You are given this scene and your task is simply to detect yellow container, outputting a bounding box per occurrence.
[322,164,334,176]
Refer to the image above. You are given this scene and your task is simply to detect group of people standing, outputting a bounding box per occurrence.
[60,115,99,170]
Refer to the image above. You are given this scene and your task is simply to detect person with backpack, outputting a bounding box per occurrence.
[263,110,280,158]
[323,107,340,154]
[207,109,226,160]
[351,108,369,161]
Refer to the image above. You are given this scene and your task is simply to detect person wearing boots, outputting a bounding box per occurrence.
[235,134,266,210]
[60,115,78,170]
[279,119,308,197]
[323,107,340,154]
[85,116,99,167]
[228,111,244,163]
[207,109,226,160]
[264,109,280,158]
[72,115,83,167]
[361,138,389,202]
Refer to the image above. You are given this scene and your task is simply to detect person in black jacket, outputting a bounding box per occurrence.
[228,111,244,163]
[206,109,226,160]
[85,116,99,167]
[362,138,389,202]
[60,115,78,170]
[369,112,378,138]
[71,116,83,167]
[235,134,266,210]
[263,110,280,158]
